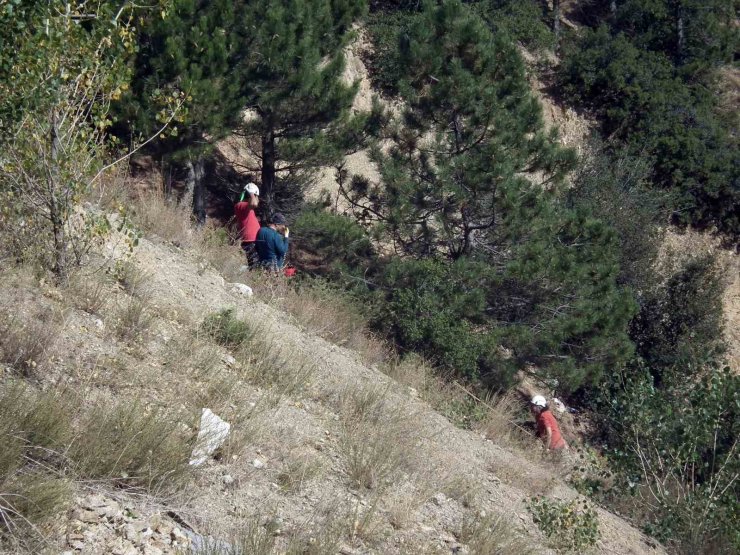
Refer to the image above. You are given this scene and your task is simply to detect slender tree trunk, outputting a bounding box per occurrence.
[49,110,66,281]
[193,159,206,226]
[676,2,686,65]
[610,0,617,16]
[261,113,277,213]
[186,158,206,226]
[553,0,561,49]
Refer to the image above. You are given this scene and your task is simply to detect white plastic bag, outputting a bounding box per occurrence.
[189,408,231,466]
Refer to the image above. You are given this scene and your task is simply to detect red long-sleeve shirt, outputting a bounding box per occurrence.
[235,202,260,243]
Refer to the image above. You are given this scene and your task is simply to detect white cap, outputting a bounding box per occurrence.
[244,182,259,196]
[531,395,547,408]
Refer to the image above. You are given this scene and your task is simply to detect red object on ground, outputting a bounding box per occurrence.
[535,410,566,450]
[235,202,260,242]
[284,267,296,277]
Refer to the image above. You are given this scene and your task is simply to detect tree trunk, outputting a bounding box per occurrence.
[49,110,66,281]
[186,158,206,226]
[676,2,685,64]
[610,1,617,16]
[553,0,561,48]
[261,113,276,213]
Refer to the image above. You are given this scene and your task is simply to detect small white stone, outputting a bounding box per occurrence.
[252,459,265,469]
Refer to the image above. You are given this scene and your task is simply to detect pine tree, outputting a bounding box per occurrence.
[120,0,370,217]
[343,0,635,390]
[118,0,249,223]
[235,0,368,212]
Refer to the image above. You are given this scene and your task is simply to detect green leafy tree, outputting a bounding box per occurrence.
[630,255,726,380]
[122,0,371,217]
[0,1,149,278]
[598,363,738,553]
[611,0,737,67]
[559,25,740,236]
[567,143,667,292]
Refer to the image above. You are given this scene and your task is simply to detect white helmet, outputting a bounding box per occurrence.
[244,182,260,196]
[531,395,547,408]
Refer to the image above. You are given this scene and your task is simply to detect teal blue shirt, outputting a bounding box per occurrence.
[255,226,289,268]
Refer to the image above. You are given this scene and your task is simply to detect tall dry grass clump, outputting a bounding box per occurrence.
[202,308,315,400]
[0,383,73,541]
[459,512,538,555]
[248,274,390,367]
[0,307,64,376]
[336,383,421,490]
[130,188,195,248]
[1,381,198,547]
[69,399,194,494]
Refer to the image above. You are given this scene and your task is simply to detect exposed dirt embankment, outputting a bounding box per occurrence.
[660,230,740,372]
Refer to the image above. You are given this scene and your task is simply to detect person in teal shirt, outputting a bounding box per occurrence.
[255,213,289,270]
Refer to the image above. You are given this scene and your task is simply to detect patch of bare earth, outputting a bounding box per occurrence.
[659,229,740,372]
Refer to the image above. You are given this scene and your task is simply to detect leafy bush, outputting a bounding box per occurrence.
[202,308,256,348]
[374,257,498,382]
[567,144,667,292]
[292,207,374,277]
[630,255,725,378]
[527,496,600,553]
[598,363,739,554]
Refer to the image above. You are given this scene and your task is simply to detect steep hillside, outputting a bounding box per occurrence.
[1,205,665,554]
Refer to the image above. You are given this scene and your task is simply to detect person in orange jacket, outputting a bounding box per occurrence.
[531,395,568,451]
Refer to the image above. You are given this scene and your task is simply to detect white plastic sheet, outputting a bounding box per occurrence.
[189,408,231,466]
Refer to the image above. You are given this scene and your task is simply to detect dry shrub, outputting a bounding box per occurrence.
[283,503,347,555]
[113,296,154,340]
[0,307,63,375]
[277,450,324,493]
[492,459,557,497]
[69,399,194,494]
[131,187,244,279]
[459,512,537,555]
[0,383,73,541]
[202,308,315,400]
[130,188,195,247]
[186,368,277,457]
[164,329,223,378]
[197,514,276,555]
[249,275,390,367]
[384,355,490,430]
[112,258,151,298]
[64,269,110,315]
[194,224,245,282]
[476,393,532,450]
[337,383,421,490]
[440,472,480,508]
[385,481,435,530]
[346,494,385,546]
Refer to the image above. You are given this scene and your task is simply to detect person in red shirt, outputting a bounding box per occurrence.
[234,182,261,267]
[531,395,568,451]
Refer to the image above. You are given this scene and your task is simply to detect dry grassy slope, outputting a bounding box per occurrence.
[87,229,662,554]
